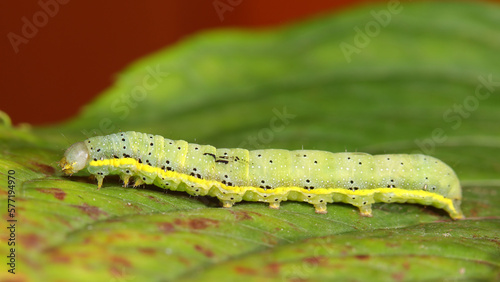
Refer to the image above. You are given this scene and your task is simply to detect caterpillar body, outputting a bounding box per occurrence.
[60,131,464,219]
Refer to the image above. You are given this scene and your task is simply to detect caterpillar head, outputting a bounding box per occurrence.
[59,142,89,174]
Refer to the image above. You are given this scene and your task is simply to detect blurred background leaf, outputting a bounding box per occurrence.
[1,1,499,281]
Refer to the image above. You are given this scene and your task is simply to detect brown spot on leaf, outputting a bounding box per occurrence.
[289,278,308,282]
[48,249,72,264]
[56,216,72,228]
[266,262,281,275]
[230,210,252,220]
[158,222,175,234]
[110,265,134,281]
[303,256,327,266]
[188,218,219,230]
[19,233,44,249]
[36,188,66,200]
[147,195,161,202]
[124,202,143,211]
[392,272,405,281]
[111,256,132,268]
[139,248,156,255]
[71,203,108,220]
[109,257,134,281]
[110,266,121,279]
[171,218,219,230]
[355,255,370,260]
[31,161,56,175]
[385,242,400,248]
[114,233,131,241]
[235,266,258,275]
[261,233,278,246]
[178,256,191,266]
[194,244,214,258]
[229,210,261,221]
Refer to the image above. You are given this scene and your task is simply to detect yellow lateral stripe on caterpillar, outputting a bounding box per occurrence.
[89,158,460,218]
[60,131,464,220]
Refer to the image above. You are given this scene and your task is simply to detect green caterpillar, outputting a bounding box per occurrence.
[60,131,464,219]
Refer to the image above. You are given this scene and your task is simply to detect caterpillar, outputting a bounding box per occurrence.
[60,131,464,219]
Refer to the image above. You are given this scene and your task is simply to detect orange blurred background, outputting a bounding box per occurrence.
[1,0,496,126]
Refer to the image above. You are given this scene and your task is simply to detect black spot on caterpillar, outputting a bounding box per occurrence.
[60,131,464,219]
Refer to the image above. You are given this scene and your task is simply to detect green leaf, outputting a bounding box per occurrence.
[1,1,499,281]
